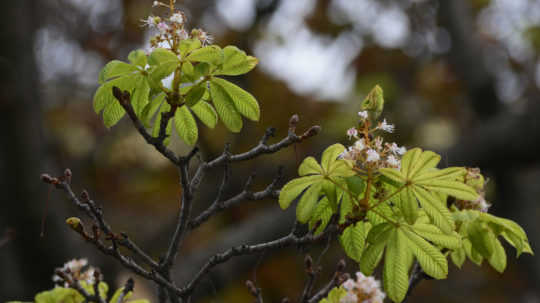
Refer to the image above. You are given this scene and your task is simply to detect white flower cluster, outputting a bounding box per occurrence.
[340,111,406,169]
[340,272,385,303]
[52,258,98,287]
[142,8,213,54]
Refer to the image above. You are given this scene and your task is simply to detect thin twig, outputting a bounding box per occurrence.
[180,224,339,297]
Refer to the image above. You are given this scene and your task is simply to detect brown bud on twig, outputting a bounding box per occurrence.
[301,125,321,139]
[337,259,346,271]
[289,114,299,130]
[40,173,54,184]
[64,168,72,184]
[304,255,313,271]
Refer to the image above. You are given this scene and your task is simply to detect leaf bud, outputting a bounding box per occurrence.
[289,114,299,129]
[360,85,384,119]
[66,217,83,233]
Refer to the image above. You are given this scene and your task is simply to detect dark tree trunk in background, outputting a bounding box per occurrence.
[0,1,72,300]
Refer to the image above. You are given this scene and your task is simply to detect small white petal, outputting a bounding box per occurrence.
[366,149,380,162]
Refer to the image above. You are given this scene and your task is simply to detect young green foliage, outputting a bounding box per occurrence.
[93,10,260,146]
[279,85,533,302]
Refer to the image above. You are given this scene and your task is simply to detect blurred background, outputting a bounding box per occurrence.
[1,0,539,302]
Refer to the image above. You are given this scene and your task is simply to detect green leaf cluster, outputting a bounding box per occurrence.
[280,144,533,302]
[93,42,260,145]
[450,209,533,272]
[10,281,150,303]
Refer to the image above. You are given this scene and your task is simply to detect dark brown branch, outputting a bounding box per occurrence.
[179,223,338,297]
[189,124,320,194]
[161,161,193,273]
[188,168,282,230]
[300,255,319,303]
[307,260,347,303]
[246,280,264,303]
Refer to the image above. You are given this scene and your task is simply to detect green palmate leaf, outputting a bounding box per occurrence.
[417,179,478,201]
[211,77,260,121]
[298,157,323,176]
[131,75,150,116]
[187,45,223,66]
[467,220,495,258]
[408,150,440,179]
[279,175,323,210]
[141,93,166,127]
[360,224,392,275]
[296,182,322,223]
[209,79,243,132]
[400,148,422,179]
[148,48,179,66]
[328,160,355,178]
[413,167,466,183]
[194,63,211,79]
[174,106,198,146]
[98,60,139,84]
[320,287,346,303]
[179,38,202,57]
[401,227,448,280]
[379,168,406,184]
[103,97,126,128]
[309,198,333,235]
[411,186,454,234]
[216,45,258,76]
[191,100,218,128]
[35,287,83,303]
[340,221,371,262]
[339,189,354,224]
[463,238,484,265]
[181,61,195,82]
[149,61,179,86]
[479,213,529,243]
[398,187,419,225]
[321,144,345,173]
[345,175,366,196]
[128,50,147,68]
[451,247,466,268]
[412,223,461,249]
[322,179,338,211]
[383,229,410,303]
[488,238,507,273]
[94,75,134,112]
[185,83,206,107]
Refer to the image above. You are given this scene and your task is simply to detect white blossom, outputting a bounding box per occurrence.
[153,1,160,7]
[340,272,385,303]
[366,149,380,162]
[353,138,365,151]
[475,197,491,212]
[141,16,159,28]
[170,13,184,24]
[374,137,383,151]
[380,119,395,133]
[358,111,368,120]
[157,22,169,33]
[389,143,406,155]
[347,128,358,140]
[386,155,400,168]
